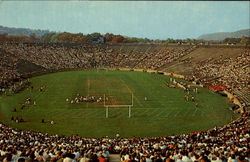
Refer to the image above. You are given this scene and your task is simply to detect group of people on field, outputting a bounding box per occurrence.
[66,94,104,104]
[0,43,249,162]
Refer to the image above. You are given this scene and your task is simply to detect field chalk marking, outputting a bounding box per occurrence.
[118,78,143,107]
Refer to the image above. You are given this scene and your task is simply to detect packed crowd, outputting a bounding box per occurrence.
[1,44,248,93]
[192,50,249,90]
[0,111,249,162]
[0,43,249,101]
[0,48,22,88]
[0,43,196,89]
[0,43,250,161]
[192,50,250,108]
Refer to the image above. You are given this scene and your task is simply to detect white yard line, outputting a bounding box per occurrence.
[33,77,56,101]
[165,110,173,117]
[174,110,180,117]
[182,109,190,117]
[192,108,198,116]
[118,78,144,107]
[155,109,164,117]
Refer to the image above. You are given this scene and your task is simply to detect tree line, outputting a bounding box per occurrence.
[0,32,249,45]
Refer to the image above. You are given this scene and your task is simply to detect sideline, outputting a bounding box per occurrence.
[105,67,244,114]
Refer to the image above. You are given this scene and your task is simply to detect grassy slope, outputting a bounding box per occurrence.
[0,70,235,138]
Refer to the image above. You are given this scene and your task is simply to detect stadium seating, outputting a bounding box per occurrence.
[0,43,249,162]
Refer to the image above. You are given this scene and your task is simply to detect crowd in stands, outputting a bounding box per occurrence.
[0,111,249,162]
[192,50,250,108]
[0,43,196,89]
[192,50,249,90]
[1,43,249,103]
[0,48,21,88]
[0,43,249,161]
[135,46,197,70]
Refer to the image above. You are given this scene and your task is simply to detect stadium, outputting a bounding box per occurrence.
[0,1,250,162]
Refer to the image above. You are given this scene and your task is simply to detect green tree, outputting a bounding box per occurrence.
[240,36,250,45]
[104,33,115,42]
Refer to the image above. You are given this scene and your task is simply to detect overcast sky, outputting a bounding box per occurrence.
[0,1,249,39]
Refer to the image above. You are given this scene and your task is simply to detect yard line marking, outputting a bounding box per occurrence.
[114,109,124,118]
[155,109,164,117]
[30,76,58,108]
[174,110,180,117]
[148,108,158,117]
[118,78,143,107]
[47,107,181,110]
[182,109,190,117]
[165,109,173,117]
[138,108,147,116]
[87,109,99,118]
[140,108,151,117]
[154,109,161,117]
[192,108,198,116]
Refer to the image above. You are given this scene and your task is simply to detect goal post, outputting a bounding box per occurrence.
[104,93,133,118]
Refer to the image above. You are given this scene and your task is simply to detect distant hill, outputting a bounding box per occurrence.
[198,29,250,41]
[0,25,52,37]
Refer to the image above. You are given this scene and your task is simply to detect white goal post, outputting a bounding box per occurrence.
[104,93,134,118]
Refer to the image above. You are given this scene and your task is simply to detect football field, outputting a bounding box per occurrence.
[0,70,236,137]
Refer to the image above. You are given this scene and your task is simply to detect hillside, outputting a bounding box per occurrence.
[0,25,51,37]
[198,29,250,41]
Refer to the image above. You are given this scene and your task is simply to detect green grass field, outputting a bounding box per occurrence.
[0,70,236,138]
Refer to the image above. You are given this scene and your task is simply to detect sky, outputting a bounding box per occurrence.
[0,1,249,39]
